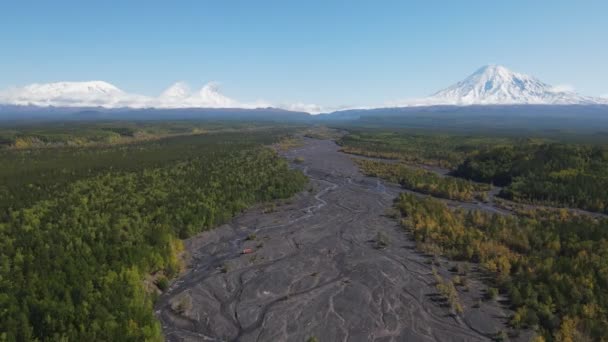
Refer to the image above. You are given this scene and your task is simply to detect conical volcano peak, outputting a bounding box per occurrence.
[474,64,511,75]
[424,65,602,105]
[161,82,192,99]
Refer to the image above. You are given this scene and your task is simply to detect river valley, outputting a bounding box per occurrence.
[155,138,530,342]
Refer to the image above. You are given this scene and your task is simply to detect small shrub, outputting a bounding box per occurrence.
[155,276,169,292]
[457,263,469,275]
[494,330,508,341]
[263,203,277,213]
[418,242,442,256]
[374,231,389,249]
[487,287,499,301]
[436,278,464,314]
[432,267,442,285]
[172,295,192,314]
[384,208,399,218]
[460,277,469,291]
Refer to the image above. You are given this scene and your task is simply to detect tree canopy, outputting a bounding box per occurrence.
[0,126,307,341]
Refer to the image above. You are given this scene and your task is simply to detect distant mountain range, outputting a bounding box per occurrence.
[0,81,268,109]
[0,65,606,117]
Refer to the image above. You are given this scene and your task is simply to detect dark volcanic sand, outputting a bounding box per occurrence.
[155,138,529,342]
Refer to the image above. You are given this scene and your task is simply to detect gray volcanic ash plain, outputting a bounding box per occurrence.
[155,138,529,342]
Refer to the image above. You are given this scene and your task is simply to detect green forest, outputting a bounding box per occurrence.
[0,124,307,341]
[340,130,608,214]
[0,121,274,149]
[338,131,515,168]
[354,159,489,201]
[454,144,608,213]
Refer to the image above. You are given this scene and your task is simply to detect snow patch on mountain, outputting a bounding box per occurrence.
[0,81,149,108]
[0,81,272,109]
[394,65,607,106]
[159,81,191,100]
[550,84,576,93]
[192,83,238,108]
[0,81,148,107]
[155,82,249,108]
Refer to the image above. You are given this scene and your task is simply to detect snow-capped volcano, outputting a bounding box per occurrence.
[193,83,238,108]
[160,81,191,100]
[23,81,123,97]
[421,65,605,106]
[0,81,146,107]
[156,82,242,108]
[0,80,259,109]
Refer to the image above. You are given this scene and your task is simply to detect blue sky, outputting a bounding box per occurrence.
[1,0,607,107]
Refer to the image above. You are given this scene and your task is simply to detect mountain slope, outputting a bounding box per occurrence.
[422,65,605,105]
[0,81,150,107]
[156,82,241,108]
[0,81,256,109]
[159,82,191,100]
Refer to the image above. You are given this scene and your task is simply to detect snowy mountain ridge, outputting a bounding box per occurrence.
[0,81,257,109]
[0,65,606,113]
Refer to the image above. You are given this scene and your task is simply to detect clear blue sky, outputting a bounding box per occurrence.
[1,0,607,106]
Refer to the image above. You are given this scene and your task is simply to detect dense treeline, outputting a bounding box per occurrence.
[0,121,270,149]
[454,144,608,213]
[396,193,608,341]
[340,130,608,214]
[302,126,343,140]
[355,159,489,201]
[0,128,295,217]
[339,131,513,168]
[0,128,307,341]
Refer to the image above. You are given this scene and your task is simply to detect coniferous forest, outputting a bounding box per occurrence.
[454,144,608,213]
[0,124,307,341]
[340,131,608,213]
